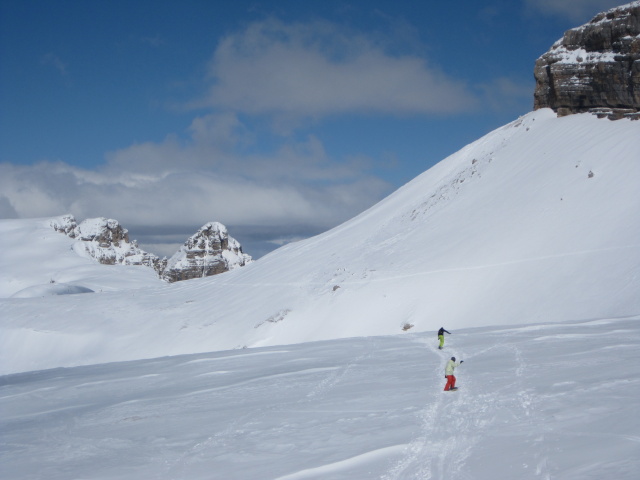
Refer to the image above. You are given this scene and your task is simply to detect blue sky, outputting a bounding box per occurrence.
[0,0,625,257]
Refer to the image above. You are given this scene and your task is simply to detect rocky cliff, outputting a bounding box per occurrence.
[162,222,252,283]
[534,1,640,119]
[50,215,251,283]
[50,215,163,271]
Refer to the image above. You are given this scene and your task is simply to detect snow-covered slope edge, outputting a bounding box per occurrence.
[0,217,166,298]
[1,109,639,374]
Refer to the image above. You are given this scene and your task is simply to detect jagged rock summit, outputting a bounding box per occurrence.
[162,222,252,282]
[50,215,161,270]
[534,1,640,119]
[50,215,251,282]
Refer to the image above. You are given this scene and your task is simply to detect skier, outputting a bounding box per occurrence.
[444,356,463,391]
[437,327,451,349]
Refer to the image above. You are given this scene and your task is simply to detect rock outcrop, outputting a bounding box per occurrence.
[534,1,640,119]
[50,215,164,271]
[50,216,252,282]
[162,222,252,283]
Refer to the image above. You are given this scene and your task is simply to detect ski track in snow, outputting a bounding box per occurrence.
[381,335,550,480]
[2,317,639,479]
[164,340,378,478]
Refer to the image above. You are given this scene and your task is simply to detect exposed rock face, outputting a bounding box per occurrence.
[534,1,640,119]
[50,214,78,237]
[162,222,252,283]
[50,216,252,282]
[50,215,163,271]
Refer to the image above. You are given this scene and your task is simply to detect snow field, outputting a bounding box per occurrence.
[2,316,639,479]
[1,108,639,478]
[0,218,165,299]
[2,110,639,374]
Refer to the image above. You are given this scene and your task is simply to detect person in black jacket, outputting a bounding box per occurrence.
[438,327,451,350]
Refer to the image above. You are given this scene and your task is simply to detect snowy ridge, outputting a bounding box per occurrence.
[1,109,639,374]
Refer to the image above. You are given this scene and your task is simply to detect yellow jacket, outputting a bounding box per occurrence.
[445,359,461,376]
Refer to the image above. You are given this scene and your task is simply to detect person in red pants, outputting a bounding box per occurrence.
[444,356,463,391]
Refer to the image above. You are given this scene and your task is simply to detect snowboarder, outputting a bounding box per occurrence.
[444,356,463,391]
[437,327,451,349]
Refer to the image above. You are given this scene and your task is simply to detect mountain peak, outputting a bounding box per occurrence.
[50,214,160,269]
[162,221,252,282]
[49,215,252,282]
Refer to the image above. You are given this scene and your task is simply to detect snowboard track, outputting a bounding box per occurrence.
[381,338,549,479]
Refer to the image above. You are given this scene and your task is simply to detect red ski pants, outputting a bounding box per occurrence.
[444,375,456,391]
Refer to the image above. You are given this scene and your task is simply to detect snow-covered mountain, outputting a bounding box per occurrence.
[45,214,252,283]
[50,214,163,270]
[2,108,639,374]
[0,216,166,299]
[2,6,639,478]
[162,222,252,283]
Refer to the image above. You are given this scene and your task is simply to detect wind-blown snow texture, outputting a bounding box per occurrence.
[1,109,639,375]
[1,317,639,479]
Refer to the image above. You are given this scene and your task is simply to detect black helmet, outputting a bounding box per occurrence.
[451,357,456,361]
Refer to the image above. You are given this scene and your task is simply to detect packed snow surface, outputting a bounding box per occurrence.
[1,316,639,479]
[1,109,639,375]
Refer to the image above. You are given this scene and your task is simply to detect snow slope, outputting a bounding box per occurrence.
[1,109,639,374]
[1,316,639,479]
[0,217,165,299]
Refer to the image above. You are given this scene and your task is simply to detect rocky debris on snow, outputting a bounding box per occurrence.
[254,309,291,329]
[162,222,252,283]
[534,1,640,119]
[49,216,251,282]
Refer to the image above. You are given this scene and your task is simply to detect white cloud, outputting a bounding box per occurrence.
[0,114,391,256]
[0,160,385,230]
[2,18,483,257]
[0,195,18,218]
[526,0,625,21]
[194,18,477,119]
